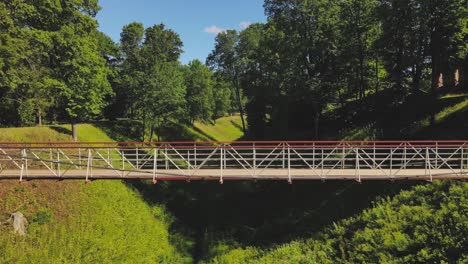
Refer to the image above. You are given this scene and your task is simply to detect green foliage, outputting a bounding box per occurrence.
[184,60,215,123]
[212,73,233,119]
[0,0,112,126]
[32,208,52,225]
[115,22,186,141]
[203,181,468,264]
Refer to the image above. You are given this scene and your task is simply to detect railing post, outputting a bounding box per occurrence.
[136,147,139,169]
[194,143,197,168]
[86,148,92,183]
[79,148,82,167]
[461,145,464,175]
[321,148,324,178]
[121,149,125,176]
[355,148,361,183]
[19,148,26,182]
[404,143,407,169]
[342,144,345,169]
[58,150,61,177]
[253,143,256,177]
[188,150,191,170]
[312,142,315,168]
[373,142,376,169]
[282,143,285,169]
[390,146,393,177]
[165,146,168,170]
[153,148,157,184]
[426,147,432,182]
[220,145,224,184]
[50,148,53,171]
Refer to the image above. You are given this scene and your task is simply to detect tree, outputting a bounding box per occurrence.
[263,0,341,138]
[206,30,247,133]
[0,0,112,133]
[143,62,186,141]
[339,0,379,100]
[184,60,214,124]
[117,22,186,141]
[212,73,232,119]
[237,23,269,137]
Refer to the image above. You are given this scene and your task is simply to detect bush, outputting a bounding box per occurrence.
[32,208,52,225]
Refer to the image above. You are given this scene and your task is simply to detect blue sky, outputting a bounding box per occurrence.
[96,0,266,64]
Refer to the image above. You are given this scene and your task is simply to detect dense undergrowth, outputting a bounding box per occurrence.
[202,181,467,264]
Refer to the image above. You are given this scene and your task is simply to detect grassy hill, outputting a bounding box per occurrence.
[194,115,245,141]
[0,124,191,263]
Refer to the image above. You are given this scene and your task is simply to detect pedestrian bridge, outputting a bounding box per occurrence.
[0,141,467,183]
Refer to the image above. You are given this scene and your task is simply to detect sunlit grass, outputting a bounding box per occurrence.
[0,124,190,263]
[194,115,245,142]
[0,127,71,142]
[408,99,468,134]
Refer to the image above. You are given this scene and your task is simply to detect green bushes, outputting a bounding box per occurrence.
[203,181,468,263]
[31,208,52,225]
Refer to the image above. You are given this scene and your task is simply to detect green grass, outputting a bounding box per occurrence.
[407,98,468,135]
[194,115,244,141]
[0,125,191,263]
[0,126,72,142]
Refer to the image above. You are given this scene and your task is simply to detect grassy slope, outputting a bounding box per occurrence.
[193,115,244,141]
[0,125,190,263]
[93,115,243,143]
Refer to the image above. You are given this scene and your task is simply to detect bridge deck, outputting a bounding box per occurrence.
[1,169,466,181]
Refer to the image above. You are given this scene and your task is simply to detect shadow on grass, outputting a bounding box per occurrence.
[127,178,420,260]
[49,125,72,136]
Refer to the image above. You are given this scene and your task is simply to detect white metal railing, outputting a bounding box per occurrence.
[0,141,467,182]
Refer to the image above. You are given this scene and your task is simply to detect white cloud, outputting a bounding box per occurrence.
[239,21,251,30]
[204,25,226,35]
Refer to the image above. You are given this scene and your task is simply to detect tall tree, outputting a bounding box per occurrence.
[339,0,379,99]
[0,0,112,133]
[211,73,232,119]
[264,0,341,138]
[183,60,214,124]
[206,30,247,133]
[117,22,186,141]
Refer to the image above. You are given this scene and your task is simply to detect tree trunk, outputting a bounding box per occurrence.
[72,123,78,142]
[430,30,442,94]
[37,109,42,126]
[375,55,379,94]
[359,48,365,100]
[234,74,246,134]
[413,64,422,93]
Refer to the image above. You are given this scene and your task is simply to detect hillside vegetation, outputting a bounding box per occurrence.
[201,181,467,264]
[0,125,190,263]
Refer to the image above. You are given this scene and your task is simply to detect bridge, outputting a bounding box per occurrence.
[0,141,467,183]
